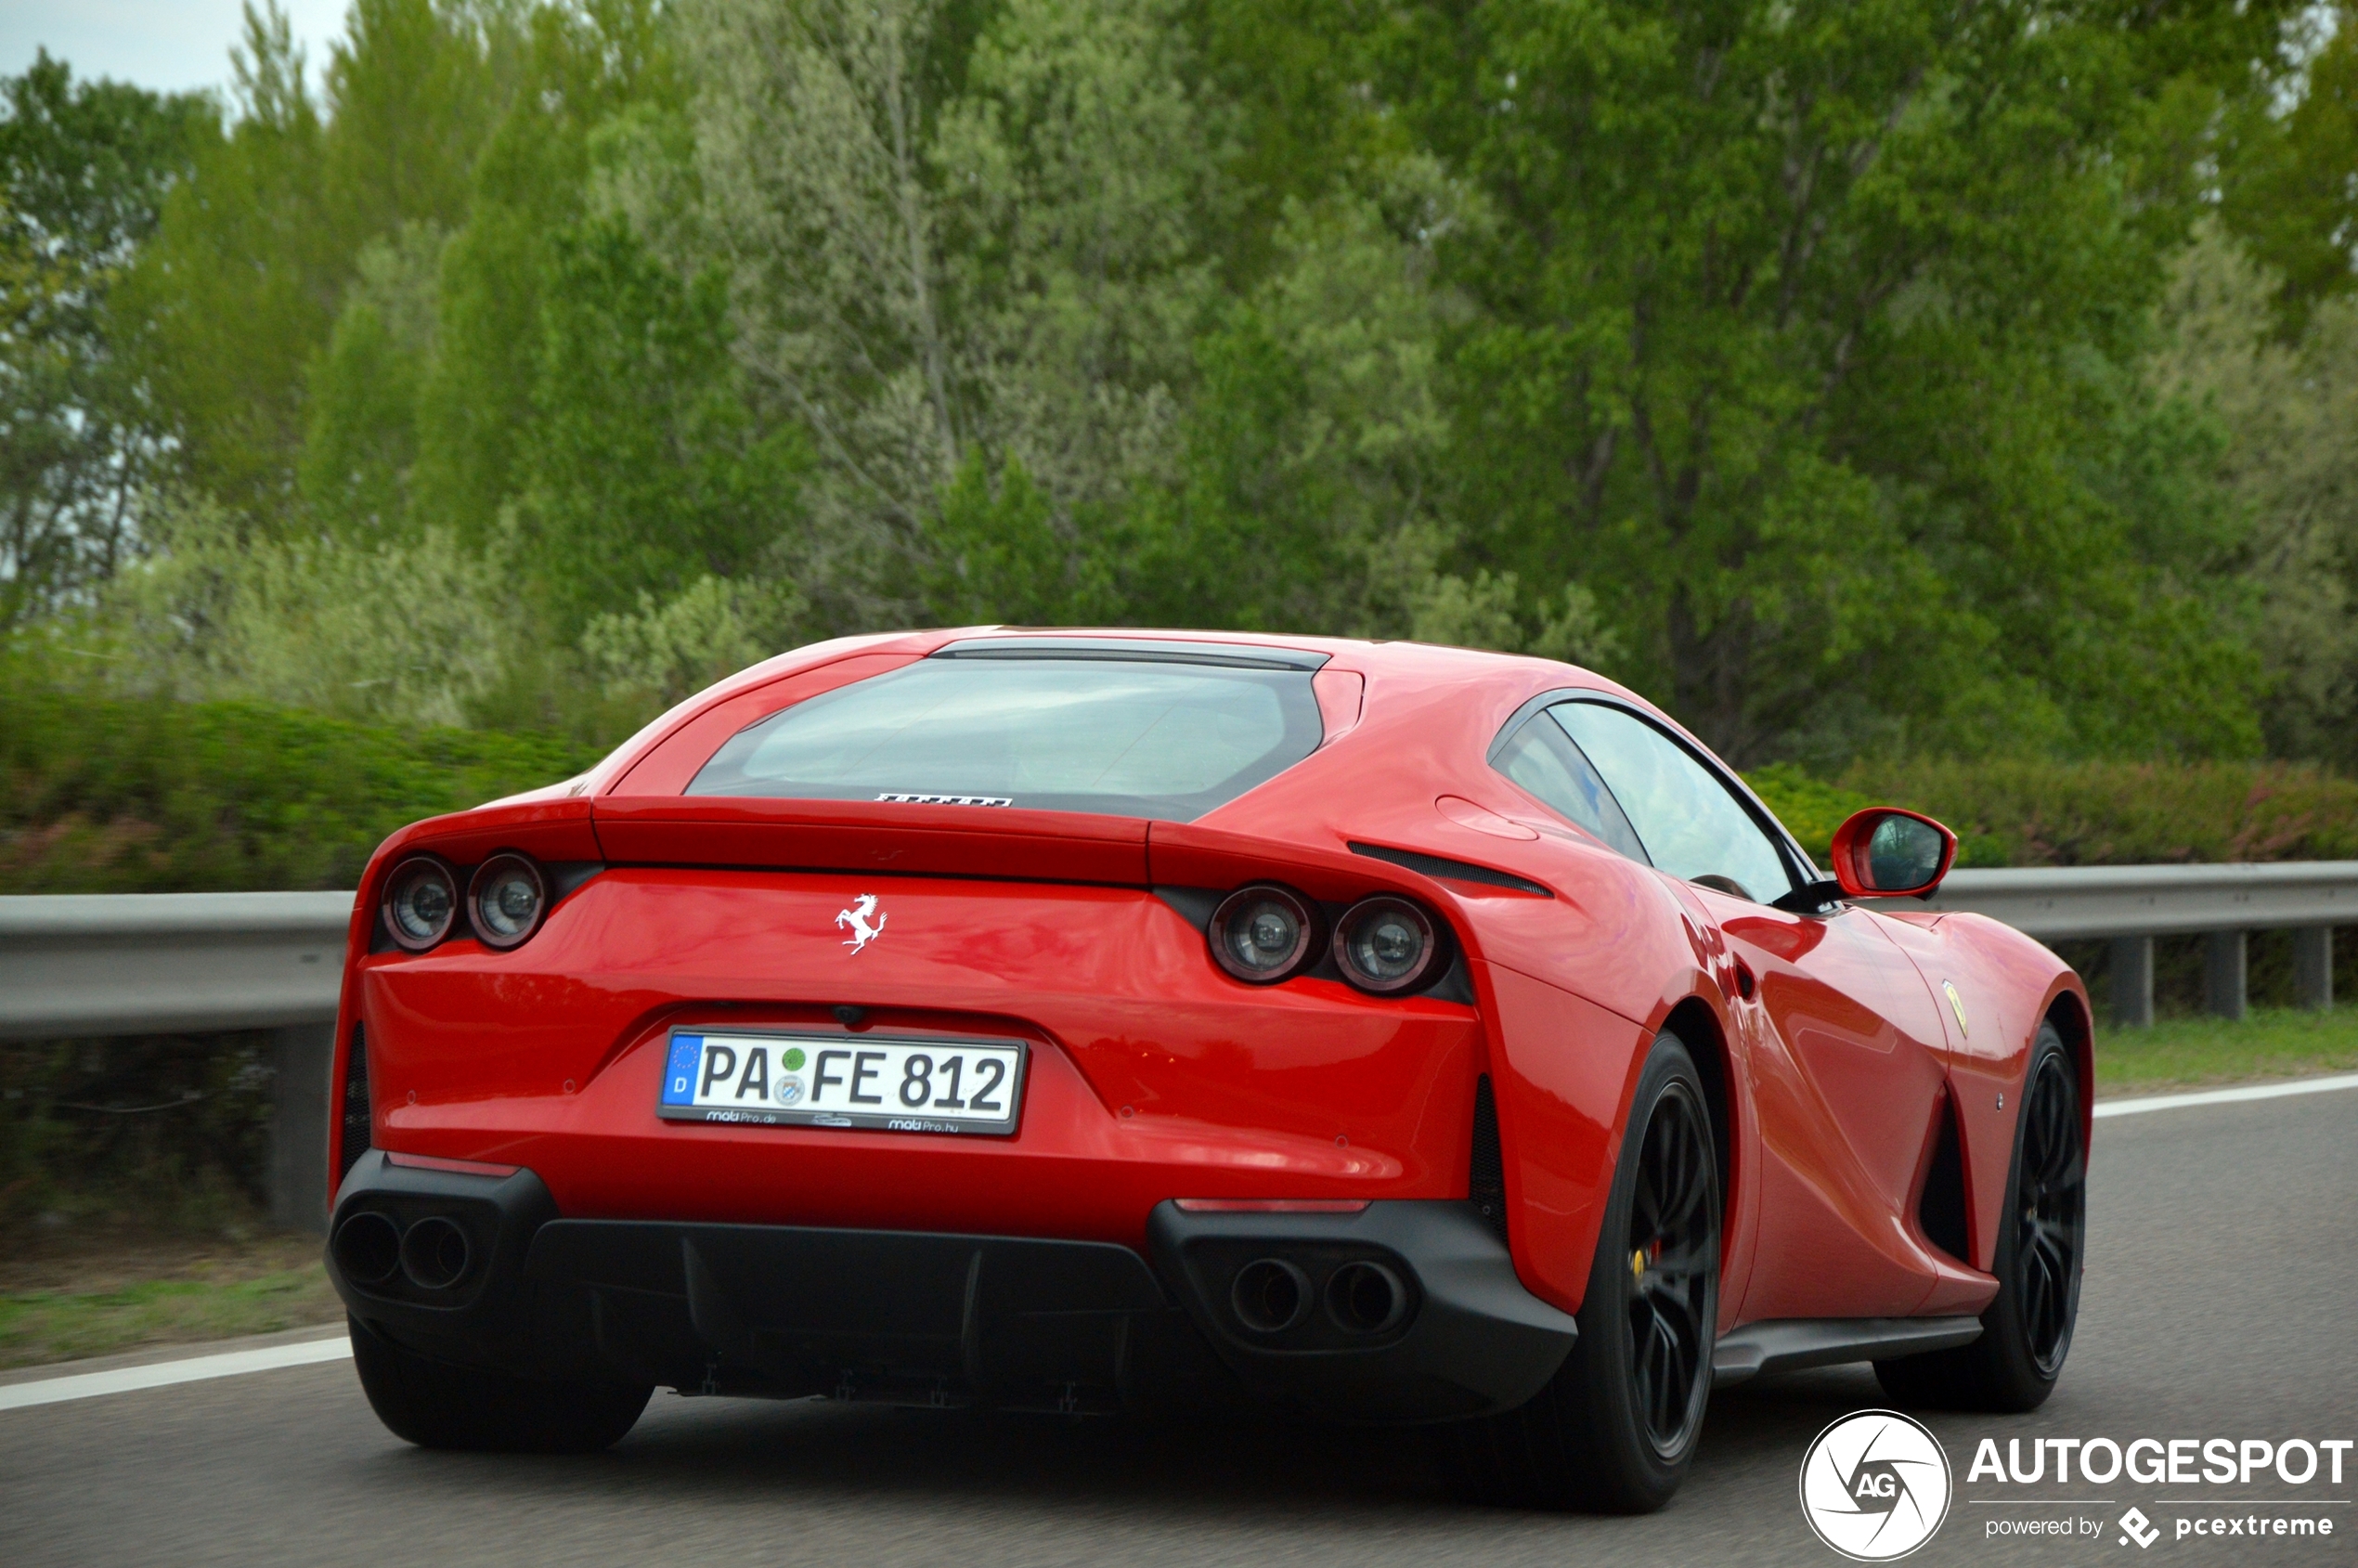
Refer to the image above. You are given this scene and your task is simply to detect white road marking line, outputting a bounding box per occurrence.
[2094,1071,2358,1120]
[0,1335,351,1412]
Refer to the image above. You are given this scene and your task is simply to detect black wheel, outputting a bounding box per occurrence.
[1446,1032,1720,1512]
[1875,1020,2085,1412]
[348,1315,652,1453]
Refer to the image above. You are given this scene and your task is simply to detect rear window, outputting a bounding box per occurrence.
[686,655,1325,821]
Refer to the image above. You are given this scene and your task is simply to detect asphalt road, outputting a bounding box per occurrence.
[4,1090,2352,1568]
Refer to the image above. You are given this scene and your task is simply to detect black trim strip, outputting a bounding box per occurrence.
[338,1023,371,1183]
[1469,1075,1508,1243]
[1349,842,1551,897]
[1710,1315,1982,1386]
[930,636,1328,671]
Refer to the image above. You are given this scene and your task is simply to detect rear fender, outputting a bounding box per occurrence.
[332,797,606,1204]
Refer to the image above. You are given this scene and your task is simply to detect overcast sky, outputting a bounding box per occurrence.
[5,2,354,97]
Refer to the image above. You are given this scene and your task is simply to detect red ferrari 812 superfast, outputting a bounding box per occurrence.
[325,628,2090,1511]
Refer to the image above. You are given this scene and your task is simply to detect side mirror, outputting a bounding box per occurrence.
[1828,808,1958,900]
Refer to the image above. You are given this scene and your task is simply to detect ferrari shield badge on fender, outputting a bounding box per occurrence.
[1942,979,1969,1039]
[836,893,887,953]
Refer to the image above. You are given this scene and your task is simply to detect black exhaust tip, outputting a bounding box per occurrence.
[1325,1260,1406,1334]
[330,1211,401,1288]
[399,1216,472,1290]
[1230,1258,1312,1333]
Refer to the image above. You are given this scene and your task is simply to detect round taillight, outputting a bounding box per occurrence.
[467,854,547,950]
[382,858,458,952]
[1333,897,1440,994]
[1209,885,1317,983]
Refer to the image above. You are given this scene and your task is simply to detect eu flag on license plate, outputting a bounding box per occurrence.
[662,1034,704,1106]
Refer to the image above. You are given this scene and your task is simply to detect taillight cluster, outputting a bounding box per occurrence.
[1205,884,1445,995]
[381,852,550,953]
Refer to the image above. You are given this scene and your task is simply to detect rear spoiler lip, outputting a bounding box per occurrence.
[590,795,1153,886]
[930,635,1330,670]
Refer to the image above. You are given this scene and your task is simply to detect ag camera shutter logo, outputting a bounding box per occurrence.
[1799,1409,1953,1561]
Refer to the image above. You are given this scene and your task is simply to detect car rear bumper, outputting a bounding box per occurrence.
[326,1152,1577,1422]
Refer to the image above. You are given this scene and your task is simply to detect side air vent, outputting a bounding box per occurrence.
[1470,1074,1508,1243]
[1348,842,1551,897]
[1918,1093,1968,1263]
[339,1023,373,1182]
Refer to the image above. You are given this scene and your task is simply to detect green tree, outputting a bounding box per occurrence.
[297,219,445,536]
[672,0,1227,621]
[1123,172,1468,634]
[0,53,211,622]
[123,1,516,521]
[2222,6,2358,333]
[2150,223,2358,767]
[516,213,808,635]
[1383,0,2288,765]
[414,0,674,543]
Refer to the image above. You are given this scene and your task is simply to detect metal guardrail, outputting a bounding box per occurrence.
[0,891,355,1236]
[1885,863,2351,1027]
[1898,862,2358,941]
[0,891,353,1041]
[3,866,2347,1041]
[0,865,2347,1229]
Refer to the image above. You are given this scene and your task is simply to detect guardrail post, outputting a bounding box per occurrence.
[2293,927,2335,1012]
[2201,931,2248,1021]
[2108,936,2154,1029]
[269,1022,333,1236]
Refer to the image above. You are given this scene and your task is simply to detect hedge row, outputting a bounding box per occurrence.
[7,669,2356,895]
[2,669,595,895]
[1745,759,2358,869]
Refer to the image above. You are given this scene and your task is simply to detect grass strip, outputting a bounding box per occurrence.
[0,1258,341,1371]
[2093,1004,2358,1095]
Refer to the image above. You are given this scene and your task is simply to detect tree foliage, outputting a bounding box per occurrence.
[0,54,210,624]
[6,0,2356,773]
[1376,0,2289,764]
[2151,223,2358,768]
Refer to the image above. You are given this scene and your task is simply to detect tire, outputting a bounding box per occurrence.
[1875,1020,2085,1413]
[1446,1031,1721,1512]
[348,1315,652,1453]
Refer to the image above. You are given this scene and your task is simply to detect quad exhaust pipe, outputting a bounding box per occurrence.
[399,1216,472,1289]
[1230,1255,1406,1337]
[331,1211,401,1287]
[331,1211,473,1292]
[1231,1259,1312,1333]
[1324,1260,1406,1334]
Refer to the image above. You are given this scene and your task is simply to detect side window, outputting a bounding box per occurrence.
[1550,703,1793,902]
[1492,709,1651,862]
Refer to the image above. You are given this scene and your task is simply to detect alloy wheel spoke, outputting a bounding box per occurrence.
[1649,1239,1715,1277]
[1624,1087,1716,1450]
[2009,1051,2085,1370]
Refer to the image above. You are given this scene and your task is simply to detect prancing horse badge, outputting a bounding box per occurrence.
[836,893,887,954]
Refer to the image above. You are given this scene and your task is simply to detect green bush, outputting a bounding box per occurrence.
[1828,758,2358,868]
[1743,765,1878,866]
[1747,758,2358,868]
[2,660,597,894]
[11,647,2357,894]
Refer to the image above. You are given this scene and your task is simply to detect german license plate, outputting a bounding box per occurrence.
[657,1030,1026,1136]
